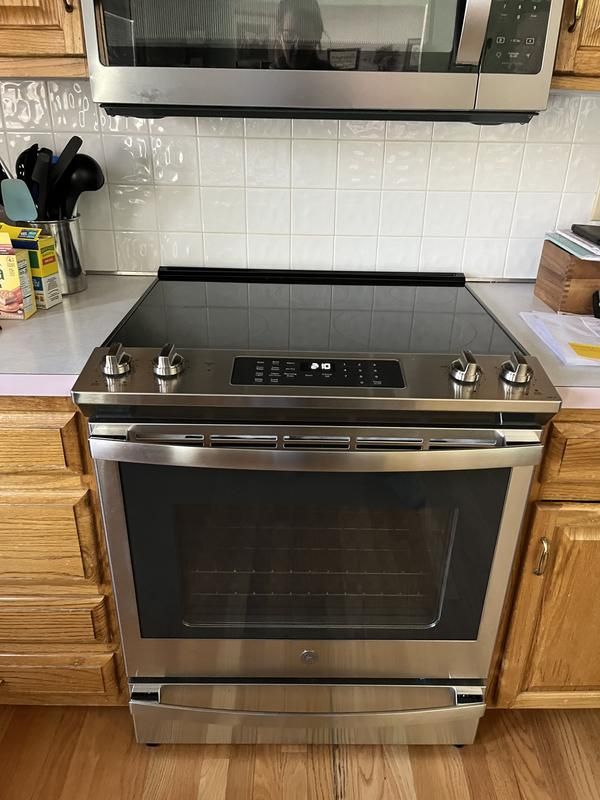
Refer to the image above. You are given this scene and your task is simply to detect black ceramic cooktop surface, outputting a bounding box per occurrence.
[108,269,520,356]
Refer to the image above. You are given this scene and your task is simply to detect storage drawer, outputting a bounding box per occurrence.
[0,596,110,644]
[0,653,120,703]
[540,422,600,500]
[0,411,84,474]
[0,489,98,582]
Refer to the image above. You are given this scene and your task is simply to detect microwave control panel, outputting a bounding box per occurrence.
[482,0,550,74]
[231,357,405,388]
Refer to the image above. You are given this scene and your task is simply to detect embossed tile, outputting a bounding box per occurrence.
[339,120,385,140]
[376,237,421,270]
[428,142,477,191]
[6,131,55,171]
[245,138,290,187]
[564,145,600,193]
[292,119,338,139]
[291,236,334,268]
[151,135,200,185]
[245,118,291,138]
[54,131,106,171]
[204,233,247,267]
[575,96,600,143]
[82,229,118,272]
[48,80,99,132]
[109,185,157,231]
[333,236,377,269]
[504,238,544,277]
[103,135,152,184]
[526,93,580,143]
[519,143,570,192]
[115,231,160,272]
[198,137,244,186]
[424,192,470,237]
[338,141,384,189]
[0,80,50,130]
[432,122,479,142]
[155,186,202,231]
[379,191,426,236]
[557,192,596,227]
[78,184,113,230]
[335,190,380,235]
[386,121,432,141]
[149,117,196,135]
[196,117,244,136]
[246,188,290,234]
[201,187,246,233]
[383,142,429,190]
[511,192,561,237]
[467,192,515,237]
[160,232,205,266]
[99,108,148,133]
[473,143,523,191]
[292,189,335,235]
[462,238,507,278]
[420,238,464,271]
[292,140,337,188]
[247,234,291,268]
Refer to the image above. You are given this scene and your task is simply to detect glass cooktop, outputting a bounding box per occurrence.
[108,269,520,356]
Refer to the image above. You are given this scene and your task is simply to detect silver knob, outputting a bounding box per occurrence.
[101,343,131,377]
[449,350,481,385]
[500,352,533,385]
[153,343,185,378]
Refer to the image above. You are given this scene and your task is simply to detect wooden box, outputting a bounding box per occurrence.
[535,240,600,314]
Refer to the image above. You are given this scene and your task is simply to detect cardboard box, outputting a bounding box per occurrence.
[0,233,37,320]
[0,223,61,310]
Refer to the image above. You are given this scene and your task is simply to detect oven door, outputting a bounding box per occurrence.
[82,0,482,112]
[92,423,541,681]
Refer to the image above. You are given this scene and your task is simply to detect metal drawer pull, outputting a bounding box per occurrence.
[64,0,74,11]
[533,537,549,575]
[568,0,585,32]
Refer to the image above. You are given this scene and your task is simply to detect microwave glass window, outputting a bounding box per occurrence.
[100,0,460,72]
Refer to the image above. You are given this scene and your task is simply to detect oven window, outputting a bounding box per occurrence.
[99,0,461,73]
[120,464,511,640]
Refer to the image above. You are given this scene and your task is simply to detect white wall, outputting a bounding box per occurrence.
[0,79,599,278]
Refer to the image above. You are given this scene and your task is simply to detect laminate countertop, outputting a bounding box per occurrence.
[0,274,154,397]
[1,275,598,408]
[468,282,600,409]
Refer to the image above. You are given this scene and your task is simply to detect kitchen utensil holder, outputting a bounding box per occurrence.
[38,216,87,296]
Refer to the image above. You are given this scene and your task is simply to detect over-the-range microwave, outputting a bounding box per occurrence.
[82,0,565,122]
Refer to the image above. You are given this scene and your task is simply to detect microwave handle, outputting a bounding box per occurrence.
[456,0,493,65]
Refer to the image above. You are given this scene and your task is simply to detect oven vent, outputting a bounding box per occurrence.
[283,435,351,450]
[428,437,498,450]
[355,437,423,451]
[209,434,278,449]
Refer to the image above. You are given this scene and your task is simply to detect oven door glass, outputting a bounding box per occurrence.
[98,0,462,73]
[119,463,510,640]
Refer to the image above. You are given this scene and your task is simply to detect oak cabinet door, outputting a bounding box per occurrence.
[0,0,84,58]
[555,0,600,77]
[497,503,600,707]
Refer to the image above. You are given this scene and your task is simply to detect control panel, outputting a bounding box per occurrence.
[231,358,405,388]
[482,0,550,74]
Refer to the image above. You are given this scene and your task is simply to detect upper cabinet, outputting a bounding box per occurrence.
[0,0,86,77]
[554,0,600,88]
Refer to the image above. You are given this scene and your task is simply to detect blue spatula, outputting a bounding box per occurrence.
[1,178,38,222]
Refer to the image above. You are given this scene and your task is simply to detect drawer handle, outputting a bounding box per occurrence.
[64,0,74,12]
[533,537,549,575]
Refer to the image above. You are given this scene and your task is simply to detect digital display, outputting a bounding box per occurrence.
[300,360,335,373]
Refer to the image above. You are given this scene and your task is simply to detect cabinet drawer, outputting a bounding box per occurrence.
[540,422,600,500]
[0,653,120,702]
[0,490,98,582]
[0,412,83,474]
[0,597,109,644]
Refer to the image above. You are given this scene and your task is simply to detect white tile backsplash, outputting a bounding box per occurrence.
[2,81,599,277]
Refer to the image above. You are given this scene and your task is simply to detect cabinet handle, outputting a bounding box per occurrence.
[64,0,74,12]
[568,0,585,32]
[533,537,549,575]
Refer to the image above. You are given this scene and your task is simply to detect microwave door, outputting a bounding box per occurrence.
[476,0,564,111]
[82,0,481,113]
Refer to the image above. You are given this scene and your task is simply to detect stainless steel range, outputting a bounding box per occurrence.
[73,268,561,745]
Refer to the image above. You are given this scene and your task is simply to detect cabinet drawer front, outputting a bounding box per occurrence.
[0,597,109,644]
[540,422,600,499]
[0,653,119,699]
[0,490,96,581]
[0,412,83,474]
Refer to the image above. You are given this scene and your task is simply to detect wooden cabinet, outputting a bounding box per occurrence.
[493,410,600,708]
[553,0,600,90]
[0,0,86,78]
[0,396,126,706]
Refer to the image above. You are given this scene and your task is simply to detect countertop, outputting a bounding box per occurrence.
[0,274,154,397]
[1,275,598,408]
[468,282,600,409]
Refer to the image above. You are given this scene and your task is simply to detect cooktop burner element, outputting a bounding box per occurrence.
[72,268,561,418]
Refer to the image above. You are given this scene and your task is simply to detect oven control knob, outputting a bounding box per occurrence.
[449,350,481,385]
[153,343,185,378]
[500,352,533,385]
[101,343,131,377]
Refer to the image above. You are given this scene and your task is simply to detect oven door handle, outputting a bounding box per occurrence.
[89,437,543,471]
[130,699,486,730]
